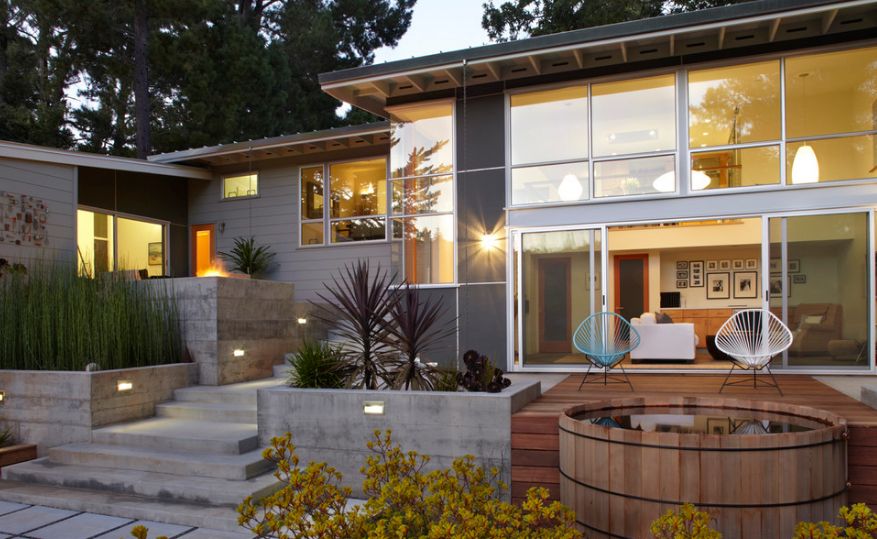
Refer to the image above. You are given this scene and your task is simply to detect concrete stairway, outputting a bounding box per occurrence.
[0,377,284,531]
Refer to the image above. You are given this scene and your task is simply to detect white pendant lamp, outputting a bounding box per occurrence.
[652,170,711,193]
[791,144,819,184]
[692,170,712,190]
[557,173,583,201]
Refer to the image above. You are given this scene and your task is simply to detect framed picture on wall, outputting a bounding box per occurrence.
[793,274,807,284]
[788,259,801,273]
[676,270,689,280]
[689,261,704,287]
[733,271,758,299]
[676,280,688,289]
[769,274,791,298]
[147,242,163,266]
[769,258,781,272]
[690,276,703,287]
[745,258,758,270]
[707,418,732,435]
[706,272,730,300]
[706,260,718,271]
[719,260,731,270]
[676,261,689,270]
[732,259,744,270]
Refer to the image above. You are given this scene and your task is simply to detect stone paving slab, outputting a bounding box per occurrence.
[94,519,194,539]
[0,502,28,518]
[27,512,133,539]
[178,528,252,539]
[0,505,76,535]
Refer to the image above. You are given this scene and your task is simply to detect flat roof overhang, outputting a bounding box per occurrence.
[148,121,391,167]
[319,0,877,116]
[0,140,212,180]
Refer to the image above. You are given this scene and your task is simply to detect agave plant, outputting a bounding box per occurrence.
[219,237,275,276]
[287,341,344,389]
[385,283,456,390]
[313,261,398,390]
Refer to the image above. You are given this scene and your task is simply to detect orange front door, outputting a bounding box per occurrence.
[191,224,215,276]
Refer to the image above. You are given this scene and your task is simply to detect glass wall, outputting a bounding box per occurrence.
[77,209,114,276]
[389,100,455,284]
[517,228,601,366]
[77,209,166,277]
[329,158,387,243]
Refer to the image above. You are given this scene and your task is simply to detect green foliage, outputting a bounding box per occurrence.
[313,261,397,390]
[287,341,344,389]
[650,503,722,539]
[219,237,275,277]
[482,0,747,42]
[130,523,167,539]
[237,430,583,539]
[434,368,460,392]
[385,283,456,390]
[0,262,182,370]
[794,503,877,538]
[0,427,14,448]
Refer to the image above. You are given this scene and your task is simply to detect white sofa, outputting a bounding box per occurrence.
[630,313,698,363]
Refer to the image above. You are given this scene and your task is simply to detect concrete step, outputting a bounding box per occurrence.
[48,443,272,480]
[0,480,243,531]
[92,418,258,455]
[2,458,279,507]
[174,378,283,406]
[156,401,256,423]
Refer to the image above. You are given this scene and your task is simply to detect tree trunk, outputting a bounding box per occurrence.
[0,1,9,108]
[133,0,150,158]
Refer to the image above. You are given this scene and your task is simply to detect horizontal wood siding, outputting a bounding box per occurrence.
[0,158,76,264]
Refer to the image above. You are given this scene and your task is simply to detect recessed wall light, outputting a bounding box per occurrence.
[363,401,385,415]
[480,233,499,251]
[117,381,133,392]
[233,349,246,357]
[0,391,6,404]
[297,318,308,325]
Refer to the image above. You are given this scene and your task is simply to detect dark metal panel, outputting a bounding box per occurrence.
[456,92,506,172]
[458,283,507,368]
[458,168,506,284]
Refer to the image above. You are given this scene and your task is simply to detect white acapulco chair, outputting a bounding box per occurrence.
[715,309,793,396]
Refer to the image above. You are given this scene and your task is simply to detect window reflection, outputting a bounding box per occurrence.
[691,145,780,190]
[392,215,454,284]
[391,175,453,215]
[389,102,453,179]
[592,74,676,157]
[331,218,386,243]
[329,158,387,219]
[300,166,324,220]
[594,155,674,198]
[510,86,588,165]
[511,162,589,205]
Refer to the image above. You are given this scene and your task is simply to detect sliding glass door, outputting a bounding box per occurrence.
[767,210,871,369]
[515,227,604,368]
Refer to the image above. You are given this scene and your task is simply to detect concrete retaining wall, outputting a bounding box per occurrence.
[157,277,298,385]
[257,381,542,498]
[0,363,196,454]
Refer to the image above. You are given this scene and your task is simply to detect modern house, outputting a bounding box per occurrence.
[3,0,877,376]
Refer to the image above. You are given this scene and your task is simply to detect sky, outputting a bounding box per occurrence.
[372,0,493,65]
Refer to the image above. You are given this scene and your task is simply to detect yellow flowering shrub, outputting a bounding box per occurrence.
[650,503,722,539]
[793,503,877,538]
[238,429,582,539]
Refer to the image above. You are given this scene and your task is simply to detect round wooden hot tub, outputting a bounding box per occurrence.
[559,396,847,539]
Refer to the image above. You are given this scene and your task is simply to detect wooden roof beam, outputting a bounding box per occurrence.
[483,61,501,80]
[619,42,628,62]
[717,27,726,49]
[821,9,838,33]
[443,68,462,86]
[402,75,426,92]
[572,49,584,68]
[769,18,781,41]
[527,55,542,74]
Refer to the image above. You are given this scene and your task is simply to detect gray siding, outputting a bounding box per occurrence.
[0,157,76,264]
[188,152,392,301]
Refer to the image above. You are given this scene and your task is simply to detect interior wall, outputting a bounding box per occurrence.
[116,218,164,276]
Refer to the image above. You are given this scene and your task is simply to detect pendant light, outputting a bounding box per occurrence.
[652,170,711,192]
[791,72,819,184]
[557,173,583,201]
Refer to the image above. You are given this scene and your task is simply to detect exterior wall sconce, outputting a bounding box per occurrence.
[233,349,246,357]
[363,401,385,415]
[297,318,308,325]
[117,381,133,392]
[480,233,499,251]
[0,390,5,404]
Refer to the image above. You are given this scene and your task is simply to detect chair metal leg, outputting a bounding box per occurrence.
[618,363,634,391]
[719,362,738,393]
[764,364,784,397]
[577,364,593,391]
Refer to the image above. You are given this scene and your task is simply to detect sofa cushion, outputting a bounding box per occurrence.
[639,312,657,325]
[656,312,674,324]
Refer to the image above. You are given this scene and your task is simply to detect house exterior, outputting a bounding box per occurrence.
[3,0,877,375]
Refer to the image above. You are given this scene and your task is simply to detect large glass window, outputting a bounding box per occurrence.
[689,60,781,191]
[785,46,877,185]
[222,173,258,199]
[389,101,454,284]
[77,209,166,277]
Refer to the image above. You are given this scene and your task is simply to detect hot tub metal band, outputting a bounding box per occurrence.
[558,424,844,452]
[558,466,847,509]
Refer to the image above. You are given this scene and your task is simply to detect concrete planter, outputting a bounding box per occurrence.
[257,381,542,498]
[0,444,37,471]
[0,363,196,454]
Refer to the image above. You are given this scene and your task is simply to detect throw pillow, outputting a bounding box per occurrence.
[656,312,674,324]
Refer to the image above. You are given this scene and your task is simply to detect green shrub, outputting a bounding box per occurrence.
[650,503,722,539]
[238,430,582,539]
[0,262,182,370]
[794,503,877,538]
[219,237,275,276]
[0,428,13,448]
[287,341,344,389]
[434,368,459,391]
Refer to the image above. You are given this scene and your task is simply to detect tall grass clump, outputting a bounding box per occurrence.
[0,262,183,371]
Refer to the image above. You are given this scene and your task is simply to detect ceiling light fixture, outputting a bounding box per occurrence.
[791,73,819,184]
[557,173,583,201]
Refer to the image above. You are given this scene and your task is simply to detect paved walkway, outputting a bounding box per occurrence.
[0,501,250,539]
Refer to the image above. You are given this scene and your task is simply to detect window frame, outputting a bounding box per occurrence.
[220,172,260,201]
[76,204,171,277]
[387,98,457,287]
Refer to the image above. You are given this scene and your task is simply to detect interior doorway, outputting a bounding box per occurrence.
[191,224,215,276]
[614,254,649,321]
[538,257,572,353]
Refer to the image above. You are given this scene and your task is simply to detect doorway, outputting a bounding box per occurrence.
[614,254,649,321]
[191,224,215,276]
[538,257,572,353]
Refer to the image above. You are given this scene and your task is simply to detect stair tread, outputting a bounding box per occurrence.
[51,443,267,466]
[157,401,256,412]
[94,417,256,442]
[175,378,283,396]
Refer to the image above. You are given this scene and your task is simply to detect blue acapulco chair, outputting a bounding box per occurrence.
[573,311,640,391]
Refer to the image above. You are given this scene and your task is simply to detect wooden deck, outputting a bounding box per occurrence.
[510,374,877,506]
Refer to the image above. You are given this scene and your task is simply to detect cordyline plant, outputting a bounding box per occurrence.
[312,261,397,389]
[238,430,582,539]
[385,283,457,390]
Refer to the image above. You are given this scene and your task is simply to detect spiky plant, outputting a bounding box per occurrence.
[0,428,13,448]
[219,237,275,276]
[287,341,345,389]
[313,261,398,389]
[384,283,456,390]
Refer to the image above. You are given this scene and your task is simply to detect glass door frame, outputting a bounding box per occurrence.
[760,207,875,371]
[510,224,607,372]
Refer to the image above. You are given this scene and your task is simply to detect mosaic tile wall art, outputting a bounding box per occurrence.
[0,191,48,246]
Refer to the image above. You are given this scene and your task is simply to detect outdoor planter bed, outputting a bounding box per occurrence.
[0,444,37,471]
[257,380,542,498]
[0,363,196,454]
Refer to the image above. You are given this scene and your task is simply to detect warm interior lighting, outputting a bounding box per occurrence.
[791,144,819,184]
[297,317,308,325]
[0,391,5,404]
[653,170,711,192]
[557,173,583,201]
[117,381,133,392]
[692,170,712,190]
[363,401,385,415]
[197,258,229,277]
[233,349,246,357]
[480,233,499,251]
